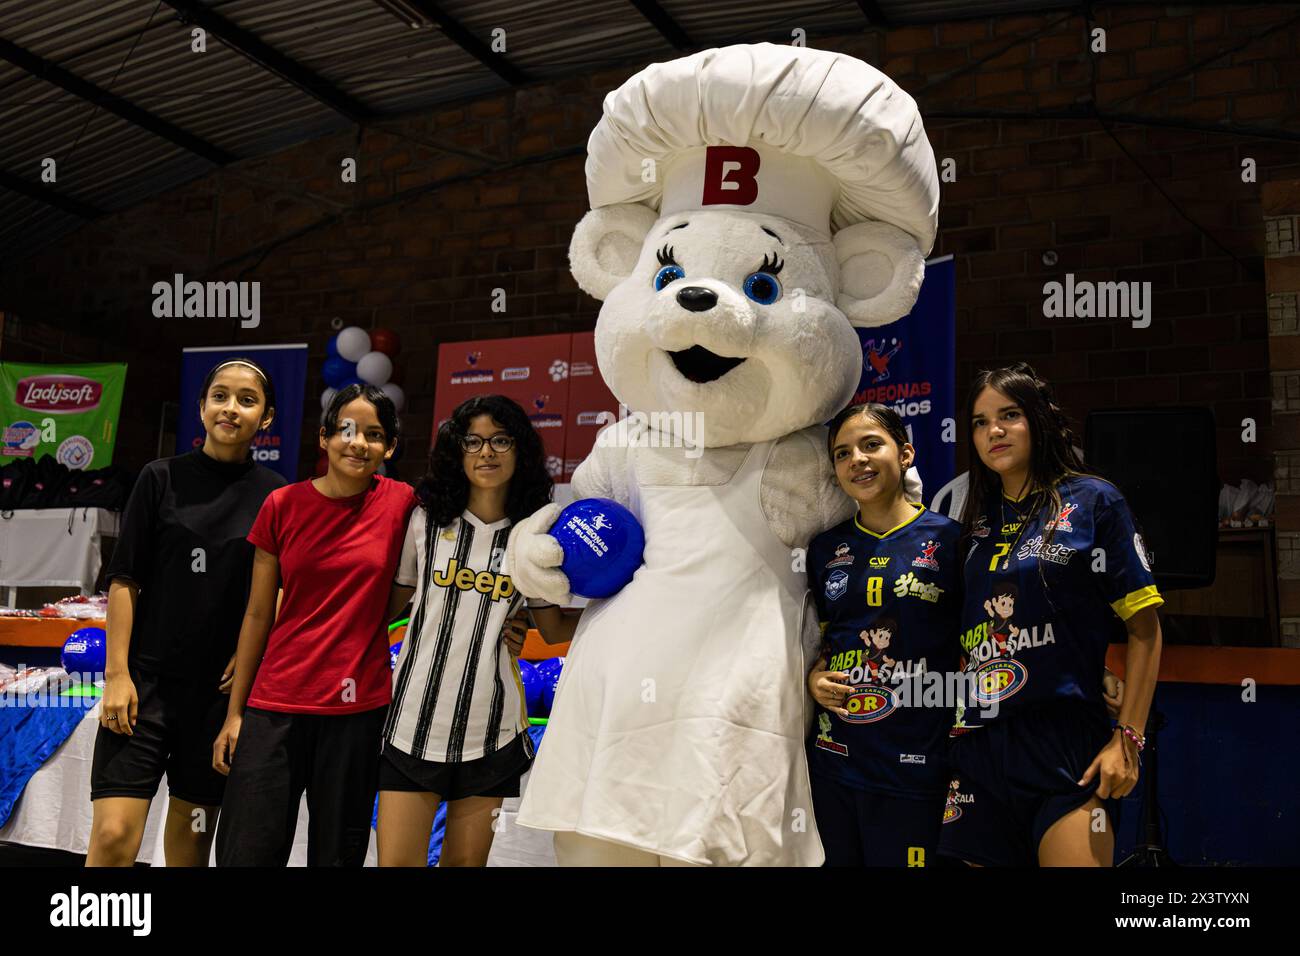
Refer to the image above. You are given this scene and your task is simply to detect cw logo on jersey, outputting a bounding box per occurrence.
[971,657,1029,706]
[841,684,897,723]
[432,559,516,602]
[868,556,890,568]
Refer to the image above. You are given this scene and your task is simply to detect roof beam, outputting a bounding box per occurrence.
[162,0,375,123]
[856,1,890,27]
[629,0,694,50]
[0,168,103,218]
[404,0,530,86]
[0,35,234,165]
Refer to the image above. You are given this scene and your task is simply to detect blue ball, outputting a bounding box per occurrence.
[326,334,340,360]
[389,640,403,670]
[536,656,565,713]
[62,626,106,676]
[323,356,357,388]
[551,498,645,599]
[518,659,543,716]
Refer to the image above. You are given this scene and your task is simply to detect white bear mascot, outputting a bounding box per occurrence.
[507,42,939,866]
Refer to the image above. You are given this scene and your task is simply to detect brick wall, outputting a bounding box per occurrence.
[1,3,1296,482]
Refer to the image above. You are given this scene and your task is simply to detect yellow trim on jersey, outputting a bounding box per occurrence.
[855,502,925,540]
[510,658,530,731]
[1111,585,1164,621]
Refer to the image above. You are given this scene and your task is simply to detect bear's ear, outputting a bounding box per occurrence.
[568,204,658,301]
[833,221,926,328]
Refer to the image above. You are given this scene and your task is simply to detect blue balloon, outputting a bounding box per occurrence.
[389,640,403,670]
[326,334,340,360]
[62,626,106,676]
[323,356,357,388]
[536,656,565,713]
[518,659,543,716]
[551,498,645,599]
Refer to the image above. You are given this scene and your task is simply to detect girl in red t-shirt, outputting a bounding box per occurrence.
[212,384,416,867]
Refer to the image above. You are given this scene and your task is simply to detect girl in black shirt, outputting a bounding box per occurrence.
[86,359,285,867]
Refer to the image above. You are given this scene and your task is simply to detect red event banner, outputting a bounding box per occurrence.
[434,333,620,482]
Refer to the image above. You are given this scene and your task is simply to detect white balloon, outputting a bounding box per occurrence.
[320,386,336,411]
[357,350,394,386]
[380,381,406,412]
[336,326,371,362]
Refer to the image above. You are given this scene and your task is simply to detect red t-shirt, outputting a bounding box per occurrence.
[246,474,416,714]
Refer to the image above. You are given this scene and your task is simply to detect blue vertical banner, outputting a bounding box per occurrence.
[850,255,956,500]
[177,344,308,482]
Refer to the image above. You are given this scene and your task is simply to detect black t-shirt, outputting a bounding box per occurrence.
[106,448,286,684]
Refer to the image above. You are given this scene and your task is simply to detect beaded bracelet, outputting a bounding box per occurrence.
[1117,724,1146,752]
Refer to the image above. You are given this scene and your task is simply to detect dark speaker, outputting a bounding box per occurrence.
[1084,407,1218,591]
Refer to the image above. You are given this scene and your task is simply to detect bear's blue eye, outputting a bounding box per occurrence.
[654,265,685,291]
[743,271,782,305]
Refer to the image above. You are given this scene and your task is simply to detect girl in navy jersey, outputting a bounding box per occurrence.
[213,383,416,867]
[377,395,579,867]
[938,363,1162,867]
[87,358,284,866]
[805,403,962,867]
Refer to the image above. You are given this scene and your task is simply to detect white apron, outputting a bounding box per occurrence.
[516,440,824,866]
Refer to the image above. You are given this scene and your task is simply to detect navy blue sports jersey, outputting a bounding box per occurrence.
[806,504,963,798]
[954,476,1162,731]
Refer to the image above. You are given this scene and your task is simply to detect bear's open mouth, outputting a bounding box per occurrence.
[668,346,747,384]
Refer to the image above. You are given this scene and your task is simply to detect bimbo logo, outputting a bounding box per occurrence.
[702,145,760,206]
[842,684,896,723]
[972,658,1029,706]
[16,376,101,412]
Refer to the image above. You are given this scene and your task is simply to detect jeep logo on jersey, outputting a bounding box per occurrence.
[971,658,1029,706]
[431,559,516,602]
[16,376,101,412]
[825,568,849,601]
[842,684,896,723]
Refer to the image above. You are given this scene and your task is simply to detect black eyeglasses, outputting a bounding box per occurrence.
[460,434,514,454]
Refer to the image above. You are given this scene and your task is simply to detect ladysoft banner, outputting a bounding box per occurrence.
[0,361,127,469]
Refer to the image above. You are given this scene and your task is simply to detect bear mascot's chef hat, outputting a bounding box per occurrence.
[575,42,939,329]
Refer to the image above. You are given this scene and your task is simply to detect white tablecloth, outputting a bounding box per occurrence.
[0,508,119,594]
[0,701,552,866]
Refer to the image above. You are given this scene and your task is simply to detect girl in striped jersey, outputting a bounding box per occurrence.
[377,395,579,866]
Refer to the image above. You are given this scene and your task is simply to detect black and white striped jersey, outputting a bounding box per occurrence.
[385,507,550,763]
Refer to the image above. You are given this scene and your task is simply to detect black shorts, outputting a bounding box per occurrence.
[215,705,388,867]
[90,668,229,807]
[811,773,946,867]
[938,701,1117,867]
[378,733,532,801]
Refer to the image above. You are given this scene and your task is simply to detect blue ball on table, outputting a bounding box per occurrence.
[61,626,106,676]
[536,656,565,713]
[518,658,544,716]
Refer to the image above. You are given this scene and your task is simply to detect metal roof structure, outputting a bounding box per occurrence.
[0,0,1276,263]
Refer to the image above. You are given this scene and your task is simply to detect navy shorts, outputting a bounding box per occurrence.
[811,773,946,867]
[938,701,1117,867]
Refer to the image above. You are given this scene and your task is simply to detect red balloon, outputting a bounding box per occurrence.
[369,328,401,357]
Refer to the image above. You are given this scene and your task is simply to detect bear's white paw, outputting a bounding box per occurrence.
[505,502,573,607]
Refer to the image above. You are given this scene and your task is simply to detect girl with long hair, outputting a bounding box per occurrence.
[377,394,578,867]
[938,362,1162,867]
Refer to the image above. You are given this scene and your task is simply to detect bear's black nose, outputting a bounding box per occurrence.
[676,287,717,312]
